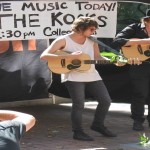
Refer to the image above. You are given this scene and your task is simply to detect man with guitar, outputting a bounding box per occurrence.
[112,9,150,131]
[40,17,118,141]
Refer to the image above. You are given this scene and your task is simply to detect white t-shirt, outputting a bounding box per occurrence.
[61,34,102,82]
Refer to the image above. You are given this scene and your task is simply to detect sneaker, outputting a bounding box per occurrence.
[133,121,144,131]
[73,131,94,141]
[91,125,117,137]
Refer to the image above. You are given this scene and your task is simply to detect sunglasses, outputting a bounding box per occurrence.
[88,27,96,32]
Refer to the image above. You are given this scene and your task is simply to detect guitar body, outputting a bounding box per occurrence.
[122,44,150,61]
[47,51,91,74]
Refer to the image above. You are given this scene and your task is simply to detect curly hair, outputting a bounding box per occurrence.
[71,16,98,32]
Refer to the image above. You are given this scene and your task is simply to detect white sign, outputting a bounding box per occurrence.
[0,1,117,41]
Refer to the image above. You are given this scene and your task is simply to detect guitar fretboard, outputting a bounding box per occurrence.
[84,60,112,64]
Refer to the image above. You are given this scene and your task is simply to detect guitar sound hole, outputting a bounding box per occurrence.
[72,59,81,66]
[144,50,150,57]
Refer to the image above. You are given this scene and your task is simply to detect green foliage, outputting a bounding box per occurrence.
[139,133,150,147]
[101,52,127,63]
[101,52,117,62]
[117,2,150,30]
[101,52,116,58]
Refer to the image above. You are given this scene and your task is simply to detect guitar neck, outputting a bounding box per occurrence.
[84,60,113,64]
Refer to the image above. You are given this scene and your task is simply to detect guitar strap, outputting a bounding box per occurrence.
[88,36,123,56]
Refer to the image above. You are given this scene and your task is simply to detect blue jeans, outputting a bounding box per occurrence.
[64,80,111,131]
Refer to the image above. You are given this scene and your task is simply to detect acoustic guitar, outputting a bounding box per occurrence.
[47,50,126,74]
[121,44,150,61]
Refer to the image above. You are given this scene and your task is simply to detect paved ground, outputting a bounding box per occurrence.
[1,100,150,150]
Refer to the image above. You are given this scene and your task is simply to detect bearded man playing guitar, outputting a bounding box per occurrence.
[112,9,150,131]
[40,17,120,141]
